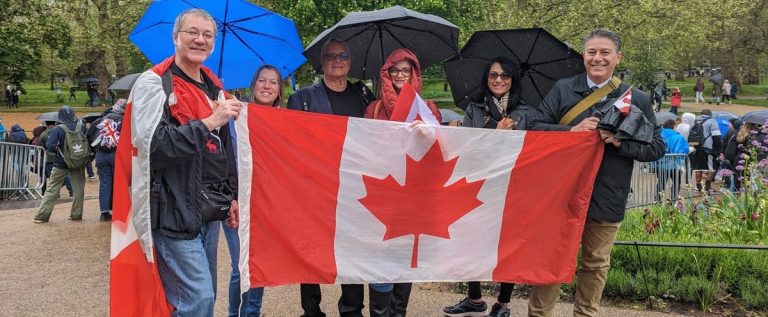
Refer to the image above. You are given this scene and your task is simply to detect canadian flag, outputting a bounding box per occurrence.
[235,106,604,290]
[389,83,440,125]
[613,88,633,115]
[109,69,173,317]
[109,102,172,316]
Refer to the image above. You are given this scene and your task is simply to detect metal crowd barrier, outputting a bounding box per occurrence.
[626,153,694,208]
[0,142,46,200]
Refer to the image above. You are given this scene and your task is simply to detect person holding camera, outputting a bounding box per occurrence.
[528,29,665,317]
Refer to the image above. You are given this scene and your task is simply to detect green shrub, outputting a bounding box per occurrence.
[737,276,768,309]
[604,269,636,297]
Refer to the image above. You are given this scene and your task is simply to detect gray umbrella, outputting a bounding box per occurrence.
[654,111,678,124]
[742,110,768,125]
[708,73,722,84]
[304,5,459,80]
[35,112,59,122]
[109,73,141,91]
[439,109,463,124]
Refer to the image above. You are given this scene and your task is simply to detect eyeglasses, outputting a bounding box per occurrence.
[178,29,215,41]
[488,72,512,81]
[388,67,412,76]
[323,52,350,62]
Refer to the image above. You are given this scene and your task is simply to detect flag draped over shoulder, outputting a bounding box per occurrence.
[235,106,604,291]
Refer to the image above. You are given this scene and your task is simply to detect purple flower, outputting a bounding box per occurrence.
[736,165,745,171]
[750,130,758,135]
[676,201,686,213]
[720,169,734,177]
[752,140,761,147]
[751,212,759,221]
[738,160,746,165]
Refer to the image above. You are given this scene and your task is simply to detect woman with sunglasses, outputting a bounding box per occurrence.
[363,48,441,317]
[442,57,533,317]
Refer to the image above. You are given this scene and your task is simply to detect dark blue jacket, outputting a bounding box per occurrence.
[286,80,374,114]
[46,107,87,169]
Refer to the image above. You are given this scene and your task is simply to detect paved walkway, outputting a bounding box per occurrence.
[1,185,687,316]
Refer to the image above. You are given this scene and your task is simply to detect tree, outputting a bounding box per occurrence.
[0,0,71,88]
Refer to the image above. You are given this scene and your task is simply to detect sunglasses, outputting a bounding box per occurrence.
[323,52,350,61]
[388,67,412,76]
[488,72,512,81]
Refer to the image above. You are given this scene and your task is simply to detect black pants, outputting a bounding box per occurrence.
[300,283,364,317]
[467,282,515,303]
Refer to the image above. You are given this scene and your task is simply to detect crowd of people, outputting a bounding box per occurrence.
[5,7,763,317]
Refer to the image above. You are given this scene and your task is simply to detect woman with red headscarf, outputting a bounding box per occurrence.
[363,48,441,317]
[364,48,441,122]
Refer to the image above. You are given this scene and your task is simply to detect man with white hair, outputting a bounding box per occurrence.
[128,8,241,315]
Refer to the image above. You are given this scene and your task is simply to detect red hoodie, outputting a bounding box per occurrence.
[364,48,441,122]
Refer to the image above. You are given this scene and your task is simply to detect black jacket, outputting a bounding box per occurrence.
[463,98,535,130]
[530,74,666,222]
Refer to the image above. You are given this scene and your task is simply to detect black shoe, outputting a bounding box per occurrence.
[488,303,511,317]
[443,297,487,316]
[67,216,82,221]
[100,213,112,222]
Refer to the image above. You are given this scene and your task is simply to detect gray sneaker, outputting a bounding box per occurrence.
[443,297,487,316]
[488,302,511,317]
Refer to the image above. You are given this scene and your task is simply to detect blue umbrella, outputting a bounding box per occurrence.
[129,0,306,89]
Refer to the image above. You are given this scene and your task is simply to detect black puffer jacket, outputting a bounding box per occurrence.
[530,74,665,222]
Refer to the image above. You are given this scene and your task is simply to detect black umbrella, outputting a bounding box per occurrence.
[84,77,99,84]
[443,28,584,109]
[82,112,103,124]
[304,5,459,80]
[742,110,768,125]
[655,111,678,123]
[108,73,141,91]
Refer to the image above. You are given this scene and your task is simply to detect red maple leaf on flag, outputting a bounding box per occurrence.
[359,139,485,268]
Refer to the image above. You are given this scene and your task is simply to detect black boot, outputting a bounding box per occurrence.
[369,288,391,317]
[390,283,412,317]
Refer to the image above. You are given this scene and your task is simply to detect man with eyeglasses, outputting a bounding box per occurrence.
[528,29,664,317]
[287,37,374,317]
[125,8,241,316]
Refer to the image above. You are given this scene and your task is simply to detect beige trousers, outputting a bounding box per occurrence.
[528,218,622,317]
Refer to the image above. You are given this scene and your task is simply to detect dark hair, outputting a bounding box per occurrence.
[662,119,676,129]
[583,29,622,52]
[249,65,284,107]
[479,57,523,112]
[701,108,712,116]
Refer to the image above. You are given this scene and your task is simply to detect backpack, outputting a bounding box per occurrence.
[58,121,93,169]
[687,118,710,145]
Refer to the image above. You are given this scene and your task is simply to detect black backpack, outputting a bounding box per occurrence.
[688,118,710,145]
